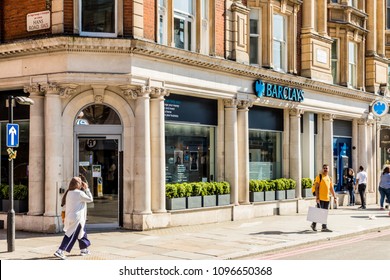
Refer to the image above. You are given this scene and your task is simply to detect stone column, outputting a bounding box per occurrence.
[283,109,290,178]
[216,99,225,182]
[316,114,324,174]
[376,0,385,57]
[42,84,63,217]
[317,0,327,36]
[24,85,45,215]
[357,119,368,177]
[224,99,239,205]
[237,100,251,205]
[367,121,374,192]
[352,119,358,173]
[301,0,314,32]
[366,0,377,55]
[150,88,169,213]
[322,114,334,179]
[302,112,315,180]
[289,109,303,198]
[131,86,152,215]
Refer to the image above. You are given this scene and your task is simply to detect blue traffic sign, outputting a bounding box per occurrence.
[6,123,19,148]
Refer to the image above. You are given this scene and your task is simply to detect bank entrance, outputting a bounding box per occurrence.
[74,104,123,228]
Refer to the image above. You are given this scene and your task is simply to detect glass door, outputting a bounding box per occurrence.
[77,136,120,225]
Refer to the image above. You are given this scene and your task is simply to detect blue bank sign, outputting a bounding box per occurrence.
[254,80,304,103]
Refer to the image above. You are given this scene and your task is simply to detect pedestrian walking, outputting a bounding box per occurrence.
[378,167,390,211]
[54,176,93,260]
[355,166,368,210]
[310,164,337,232]
[344,168,355,206]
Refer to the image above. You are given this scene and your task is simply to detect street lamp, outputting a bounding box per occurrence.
[7,95,34,252]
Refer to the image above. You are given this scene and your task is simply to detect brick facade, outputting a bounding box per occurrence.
[215,0,225,57]
[63,0,73,34]
[2,0,49,42]
[143,0,155,41]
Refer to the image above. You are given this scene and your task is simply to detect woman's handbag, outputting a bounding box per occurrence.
[61,211,65,223]
[306,204,328,224]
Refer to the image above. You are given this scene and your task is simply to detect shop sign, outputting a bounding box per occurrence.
[371,100,389,118]
[254,80,304,103]
[27,10,50,32]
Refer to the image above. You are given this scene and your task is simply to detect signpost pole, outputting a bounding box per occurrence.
[7,95,15,252]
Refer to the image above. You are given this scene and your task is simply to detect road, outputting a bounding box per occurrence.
[249,228,390,260]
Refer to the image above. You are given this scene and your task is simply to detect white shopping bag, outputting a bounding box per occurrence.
[306,206,328,224]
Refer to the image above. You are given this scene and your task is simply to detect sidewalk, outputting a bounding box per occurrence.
[1,204,390,260]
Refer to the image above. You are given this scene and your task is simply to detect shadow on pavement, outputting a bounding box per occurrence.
[250,230,316,235]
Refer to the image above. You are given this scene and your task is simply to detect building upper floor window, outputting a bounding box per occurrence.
[158,0,167,44]
[250,9,261,65]
[348,42,357,88]
[273,14,286,72]
[80,0,117,37]
[348,0,358,8]
[331,39,339,84]
[174,0,195,51]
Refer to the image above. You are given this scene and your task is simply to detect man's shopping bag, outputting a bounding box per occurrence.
[306,206,328,224]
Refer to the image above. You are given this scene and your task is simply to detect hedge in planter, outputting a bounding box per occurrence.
[1,184,28,213]
[249,179,265,202]
[215,181,231,206]
[166,183,188,210]
[301,178,313,198]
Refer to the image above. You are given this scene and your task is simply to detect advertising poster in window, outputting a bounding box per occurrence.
[190,151,198,171]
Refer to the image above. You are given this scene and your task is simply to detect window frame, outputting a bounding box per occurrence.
[272,13,287,72]
[173,0,195,51]
[249,8,261,66]
[331,39,339,84]
[348,42,358,88]
[79,0,118,38]
[158,0,168,45]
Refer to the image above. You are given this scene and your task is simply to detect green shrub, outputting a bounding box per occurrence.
[249,178,296,191]
[301,178,313,189]
[166,181,230,197]
[14,184,28,200]
[274,179,286,191]
[1,184,9,199]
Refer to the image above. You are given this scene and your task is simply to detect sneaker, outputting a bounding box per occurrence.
[54,249,66,260]
[80,249,90,256]
[321,228,333,232]
[310,223,317,232]
[380,207,385,210]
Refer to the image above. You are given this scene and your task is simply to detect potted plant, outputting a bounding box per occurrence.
[275,179,286,200]
[166,183,187,210]
[264,180,276,201]
[202,182,217,207]
[284,178,296,199]
[186,182,203,209]
[216,181,230,206]
[249,179,265,202]
[0,184,6,212]
[301,178,313,198]
[2,184,28,213]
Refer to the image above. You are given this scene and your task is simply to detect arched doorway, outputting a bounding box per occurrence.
[74,104,123,228]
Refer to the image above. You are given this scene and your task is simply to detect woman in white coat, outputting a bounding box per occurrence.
[54,176,93,260]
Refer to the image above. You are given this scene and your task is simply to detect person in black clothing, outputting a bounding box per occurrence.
[344,168,355,206]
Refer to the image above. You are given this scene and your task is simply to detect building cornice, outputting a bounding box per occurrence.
[0,36,378,103]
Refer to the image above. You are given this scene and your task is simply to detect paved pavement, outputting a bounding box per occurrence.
[0,204,390,260]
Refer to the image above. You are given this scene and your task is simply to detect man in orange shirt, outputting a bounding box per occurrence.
[311,164,337,232]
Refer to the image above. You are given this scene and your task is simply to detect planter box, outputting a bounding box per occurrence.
[276,190,286,200]
[264,191,276,201]
[302,188,314,198]
[186,196,202,209]
[166,197,186,210]
[2,199,28,213]
[286,189,295,199]
[217,194,230,206]
[202,195,217,207]
[250,191,265,202]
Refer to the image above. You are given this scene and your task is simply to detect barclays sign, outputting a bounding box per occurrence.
[254,80,304,103]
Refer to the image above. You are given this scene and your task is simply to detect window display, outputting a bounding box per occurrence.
[249,130,282,180]
[165,124,215,183]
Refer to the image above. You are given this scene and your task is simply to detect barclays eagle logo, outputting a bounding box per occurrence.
[372,100,389,117]
[254,80,265,97]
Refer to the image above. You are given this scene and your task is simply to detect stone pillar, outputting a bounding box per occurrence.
[283,109,290,178]
[289,109,303,198]
[131,86,152,215]
[25,85,45,215]
[216,99,225,182]
[367,121,374,192]
[42,84,63,217]
[366,0,377,55]
[133,0,144,38]
[352,119,358,173]
[323,114,334,178]
[301,0,314,32]
[51,0,64,34]
[357,119,368,177]
[237,100,251,205]
[317,0,327,36]
[228,0,250,63]
[150,88,169,213]
[316,114,324,174]
[224,99,239,206]
[376,0,385,57]
[302,113,315,180]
